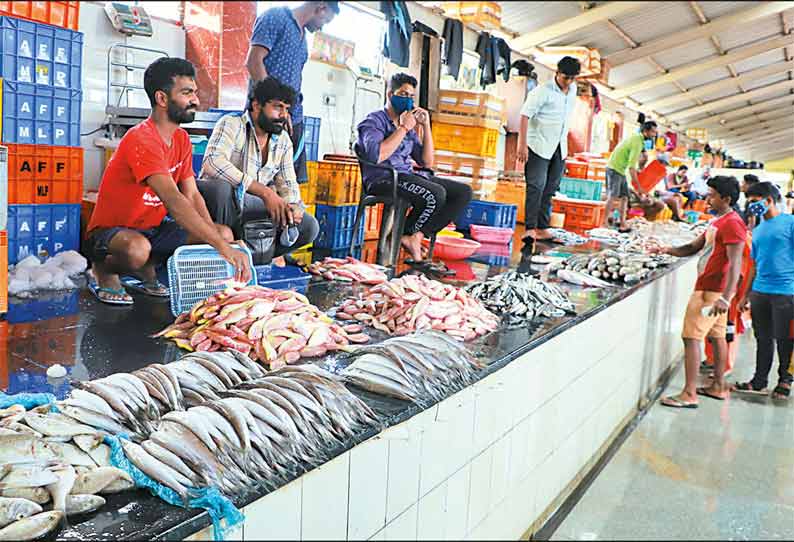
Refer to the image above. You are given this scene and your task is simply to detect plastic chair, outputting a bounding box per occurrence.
[350,142,437,268]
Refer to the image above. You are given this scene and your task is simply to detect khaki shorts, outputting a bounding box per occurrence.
[682,290,728,340]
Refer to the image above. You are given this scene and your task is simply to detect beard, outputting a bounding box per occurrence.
[166,100,196,124]
[257,110,286,134]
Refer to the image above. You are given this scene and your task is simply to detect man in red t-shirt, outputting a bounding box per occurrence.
[86,57,251,305]
[653,176,746,408]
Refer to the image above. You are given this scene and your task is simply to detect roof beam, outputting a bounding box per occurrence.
[731,135,794,152]
[712,106,794,131]
[725,129,794,147]
[611,33,794,99]
[695,94,794,127]
[688,2,748,97]
[644,60,794,111]
[667,79,794,121]
[604,2,793,67]
[714,118,794,139]
[511,1,645,52]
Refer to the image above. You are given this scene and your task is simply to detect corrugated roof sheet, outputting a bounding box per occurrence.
[743,72,790,91]
[608,2,699,44]
[607,59,660,88]
[732,48,789,73]
[678,66,734,90]
[697,1,750,20]
[652,38,719,70]
[716,14,785,50]
[543,22,628,54]
[499,1,584,36]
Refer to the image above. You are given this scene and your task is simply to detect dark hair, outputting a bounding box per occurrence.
[678,165,688,172]
[746,181,781,202]
[144,57,196,107]
[389,72,417,92]
[743,174,760,185]
[707,175,741,205]
[321,1,340,14]
[557,56,581,76]
[248,77,296,110]
[641,121,658,132]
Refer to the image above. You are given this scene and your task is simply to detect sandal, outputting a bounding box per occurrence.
[732,381,768,395]
[772,383,791,400]
[89,282,134,306]
[120,276,170,297]
[696,386,726,401]
[660,395,698,409]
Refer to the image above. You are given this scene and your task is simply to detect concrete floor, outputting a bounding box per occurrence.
[552,331,794,540]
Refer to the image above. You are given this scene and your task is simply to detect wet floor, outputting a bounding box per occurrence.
[552,330,794,540]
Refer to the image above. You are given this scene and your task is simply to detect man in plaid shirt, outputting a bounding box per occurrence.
[197,77,318,257]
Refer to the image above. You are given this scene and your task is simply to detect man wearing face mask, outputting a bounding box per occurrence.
[197,77,318,258]
[246,1,339,184]
[734,182,794,400]
[517,56,580,243]
[357,72,472,263]
[84,57,250,306]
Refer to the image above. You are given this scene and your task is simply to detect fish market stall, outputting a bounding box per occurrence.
[0,225,700,541]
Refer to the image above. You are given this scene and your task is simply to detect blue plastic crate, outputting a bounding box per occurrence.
[192,153,204,177]
[255,264,311,292]
[456,200,517,230]
[7,203,80,264]
[166,243,257,317]
[303,116,320,161]
[2,80,81,146]
[6,290,79,323]
[0,17,82,90]
[328,246,362,260]
[314,204,364,249]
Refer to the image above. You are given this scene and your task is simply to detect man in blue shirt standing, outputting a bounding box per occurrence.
[735,182,794,400]
[246,2,339,183]
[517,56,580,243]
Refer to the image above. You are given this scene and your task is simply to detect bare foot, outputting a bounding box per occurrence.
[91,264,132,303]
[272,256,286,267]
[534,228,554,241]
[401,233,424,261]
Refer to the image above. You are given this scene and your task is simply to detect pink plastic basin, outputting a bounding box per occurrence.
[423,237,482,260]
[469,224,514,244]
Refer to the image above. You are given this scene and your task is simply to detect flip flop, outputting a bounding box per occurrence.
[120,276,170,297]
[88,282,134,306]
[696,387,726,401]
[660,395,698,409]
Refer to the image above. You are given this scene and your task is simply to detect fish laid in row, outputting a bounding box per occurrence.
[307,257,388,284]
[336,274,499,341]
[154,285,370,369]
[551,249,676,285]
[341,331,486,403]
[464,271,575,327]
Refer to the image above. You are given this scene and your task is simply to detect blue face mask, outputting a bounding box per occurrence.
[390,94,414,115]
[747,200,768,218]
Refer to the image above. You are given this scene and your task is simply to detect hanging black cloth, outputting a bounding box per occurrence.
[381,0,412,67]
[476,32,511,88]
[495,38,511,82]
[442,18,463,79]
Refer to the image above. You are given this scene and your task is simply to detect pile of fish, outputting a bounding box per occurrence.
[0,404,136,540]
[307,257,388,284]
[336,274,499,341]
[551,249,676,286]
[341,331,485,403]
[154,285,370,369]
[62,351,265,440]
[464,271,576,326]
[128,365,378,498]
[545,228,589,246]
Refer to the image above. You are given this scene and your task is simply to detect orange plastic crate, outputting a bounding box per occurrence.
[692,199,708,212]
[493,179,526,223]
[361,243,378,264]
[434,89,505,130]
[564,160,588,179]
[552,197,606,231]
[300,160,318,204]
[315,161,362,205]
[432,122,499,158]
[0,231,6,314]
[0,1,80,30]
[441,2,501,29]
[364,203,383,241]
[586,160,608,181]
[633,160,667,194]
[7,144,83,205]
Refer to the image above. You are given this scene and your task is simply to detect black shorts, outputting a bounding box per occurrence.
[85,218,188,262]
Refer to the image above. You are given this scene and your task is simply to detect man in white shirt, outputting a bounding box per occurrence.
[518,56,580,243]
[691,166,711,198]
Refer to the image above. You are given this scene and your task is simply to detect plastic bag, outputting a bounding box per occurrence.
[104,435,244,540]
[0,391,56,410]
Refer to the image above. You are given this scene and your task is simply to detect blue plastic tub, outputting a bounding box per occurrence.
[255,264,311,292]
[7,204,81,264]
[456,200,517,230]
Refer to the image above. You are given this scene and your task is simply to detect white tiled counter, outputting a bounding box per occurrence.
[187,257,698,541]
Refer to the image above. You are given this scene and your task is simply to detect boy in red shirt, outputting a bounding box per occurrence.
[86,58,251,305]
[653,176,746,408]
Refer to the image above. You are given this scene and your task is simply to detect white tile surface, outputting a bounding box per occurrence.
[438,387,476,474]
[489,435,510,510]
[472,380,497,455]
[348,437,389,540]
[386,428,422,522]
[383,505,418,541]
[467,448,493,532]
[445,465,471,541]
[418,408,453,497]
[417,482,447,540]
[244,478,302,541]
[301,453,350,540]
[508,416,532,486]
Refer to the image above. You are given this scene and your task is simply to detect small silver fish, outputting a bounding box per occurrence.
[0,510,63,541]
[0,498,42,528]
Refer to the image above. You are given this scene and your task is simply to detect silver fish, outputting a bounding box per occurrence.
[0,497,42,528]
[0,510,63,541]
[0,467,59,489]
[0,435,58,463]
[44,464,75,512]
[97,477,135,494]
[64,494,105,515]
[0,489,49,505]
[23,413,97,438]
[120,440,190,503]
[70,467,131,495]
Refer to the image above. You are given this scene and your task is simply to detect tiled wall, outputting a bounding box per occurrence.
[185,258,697,541]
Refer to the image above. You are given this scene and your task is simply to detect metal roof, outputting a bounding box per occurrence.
[496,0,794,161]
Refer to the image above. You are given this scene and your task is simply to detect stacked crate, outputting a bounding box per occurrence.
[0,14,83,264]
[312,155,368,250]
[432,90,504,202]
